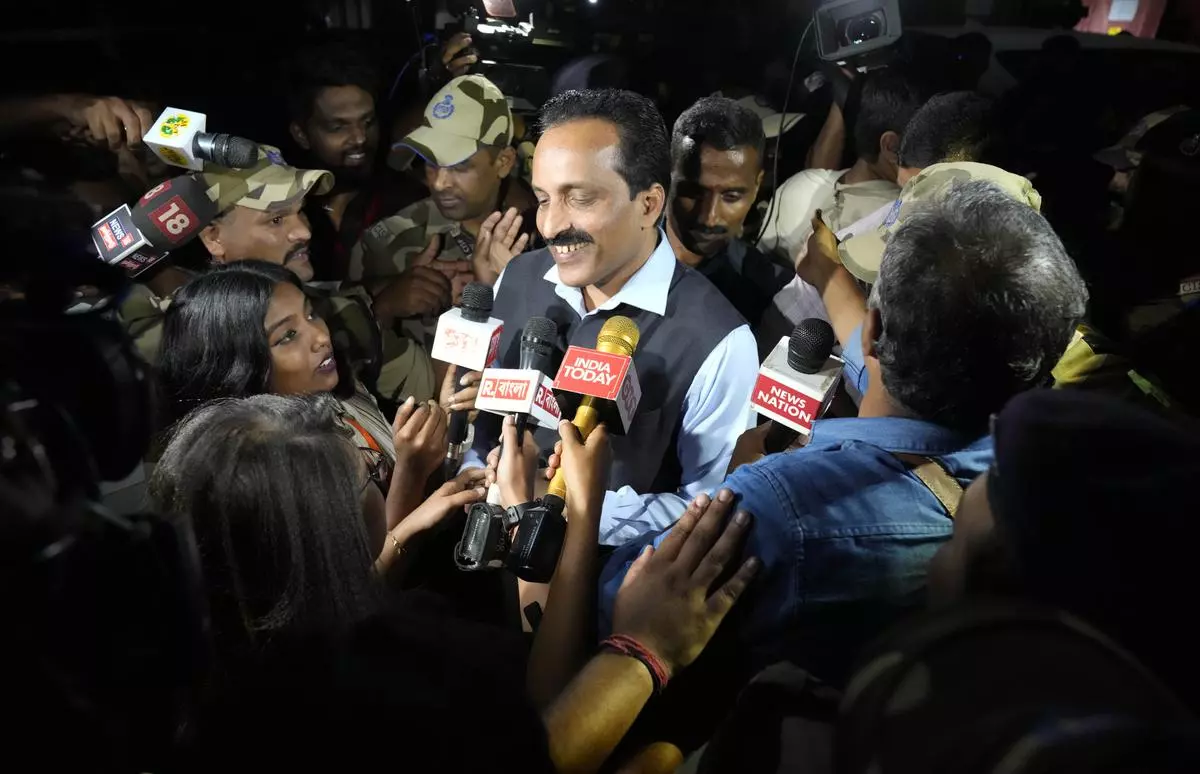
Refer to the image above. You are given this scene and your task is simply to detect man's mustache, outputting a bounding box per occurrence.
[545,228,595,247]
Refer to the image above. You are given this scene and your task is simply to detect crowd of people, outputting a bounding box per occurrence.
[5,21,1200,774]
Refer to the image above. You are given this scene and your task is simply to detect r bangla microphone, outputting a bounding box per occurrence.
[543,315,641,515]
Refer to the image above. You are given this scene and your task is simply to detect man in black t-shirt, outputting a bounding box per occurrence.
[666,96,791,327]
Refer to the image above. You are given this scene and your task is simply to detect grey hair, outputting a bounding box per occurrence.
[869,179,1087,434]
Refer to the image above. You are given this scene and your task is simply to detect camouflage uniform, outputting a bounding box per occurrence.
[118,145,439,404]
[352,74,516,283]
[838,161,1043,284]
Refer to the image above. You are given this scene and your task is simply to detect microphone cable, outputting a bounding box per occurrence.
[754,18,815,251]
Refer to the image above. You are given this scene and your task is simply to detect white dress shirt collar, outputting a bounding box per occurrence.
[542,229,676,318]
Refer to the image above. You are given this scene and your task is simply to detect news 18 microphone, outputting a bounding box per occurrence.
[752,318,843,454]
[543,315,641,515]
[142,107,260,171]
[90,175,217,275]
[431,282,504,479]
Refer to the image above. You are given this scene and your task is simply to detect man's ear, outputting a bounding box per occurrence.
[199,223,225,261]
[879,130,901,165]
[862,306,883,360]
[290,121,311,151]
[751,168,766,200]
[495,146,517,178]
[641,183,667,227]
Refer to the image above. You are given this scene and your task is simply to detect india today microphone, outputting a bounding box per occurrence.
[432,282,504,477]
[543,315,641,514]
[90,175,216,276]
[753,318,843,454]
[142,107,260,171]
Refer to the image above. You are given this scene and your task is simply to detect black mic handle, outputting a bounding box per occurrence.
[446,365,472,446]
[763,421,799,456]
[513,413,528,448]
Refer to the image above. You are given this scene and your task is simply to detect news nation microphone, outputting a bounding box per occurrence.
[752,318,843,454]
[432,282,504,477]
[544,316,642,514]
[142,107,260,171]
[90,175,217,276]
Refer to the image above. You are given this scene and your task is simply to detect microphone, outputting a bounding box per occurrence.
[751,318,843,454]
[90,175,217,276]
[543,315,641,513]
[432,282,504,478]
[514,316,558,443]
[475,317,560,506]
[142,107,260,171]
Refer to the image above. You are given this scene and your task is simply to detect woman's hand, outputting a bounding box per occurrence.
[485,414,540,506]
[440,368,482,417]
[557,420,611,521]
[391,397,448,481]
[612,489,759,678]
[400,468,489,534]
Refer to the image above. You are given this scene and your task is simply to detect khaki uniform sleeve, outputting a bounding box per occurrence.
[349,199,442,281]
[119,284,169,365]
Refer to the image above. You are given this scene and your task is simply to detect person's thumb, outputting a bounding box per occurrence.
[414,234,441,266]
[557,419,583,452]
[621,544,655,590]
[586,422,609,450]
[501,414,519,454]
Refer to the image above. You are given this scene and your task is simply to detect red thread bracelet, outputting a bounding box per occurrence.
[601,634,670,694]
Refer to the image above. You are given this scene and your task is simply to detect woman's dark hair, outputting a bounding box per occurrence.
[538,88,670,202]
[149,393,381,658]
[157,260,354,425]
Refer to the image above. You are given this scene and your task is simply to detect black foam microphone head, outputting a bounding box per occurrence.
[519,316,557,371]
[788,318,835,374]
[194,133,260,168]
[460,282,494,322]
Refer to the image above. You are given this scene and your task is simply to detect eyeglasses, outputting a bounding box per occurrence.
[359,447,390,495]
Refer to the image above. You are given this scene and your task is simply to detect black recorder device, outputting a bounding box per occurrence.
[455,499,565,583]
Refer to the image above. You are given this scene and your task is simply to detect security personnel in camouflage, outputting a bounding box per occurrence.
[118,145,439,405]
[350,75,535,287]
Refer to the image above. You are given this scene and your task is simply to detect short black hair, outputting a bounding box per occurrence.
[157,260,354,426]
[853,68,926,163]
[898,91,998,169]
[286,42,379,124]
[538,89,670,200]
[871,180,1087,435]
[671,96,766,168]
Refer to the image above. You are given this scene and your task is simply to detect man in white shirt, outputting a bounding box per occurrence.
[465,89,757,546]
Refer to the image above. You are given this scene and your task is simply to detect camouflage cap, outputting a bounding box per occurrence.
[391,75,513,169]
[199,144,334,214]
[839,162,1043,284]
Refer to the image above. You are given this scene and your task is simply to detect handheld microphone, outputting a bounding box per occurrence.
[475,317,560,506]
[514,316,558,443]
[544,315,641,514]
[90,175,217,276]
[142,107,260,171]
[751,318,843,454]
[433,282,503,478]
